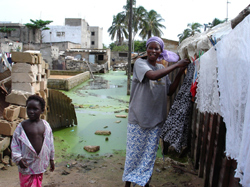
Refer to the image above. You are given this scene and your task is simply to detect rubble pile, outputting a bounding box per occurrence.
[0,52,50,169]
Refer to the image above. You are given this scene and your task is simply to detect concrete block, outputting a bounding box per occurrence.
[3,105,21,122]
[12,83,36,94]
[5,90,32,106]
[0,119,21,136]
[45,89,49,98]
[19,106,27,119]
[45,63,49,70]
[45,69,50,78]
[12,63,38,74]
[0,137,10,152]
[35,54,42,64]
[39,90,47,100]
[84,145,100,153]
[11,52,35,64]
[37,74,42,82]
[40,80,47,90]
[38,64,42,74]
[42,60,46,69]
[11,72,37,83]
[34,82,40,92]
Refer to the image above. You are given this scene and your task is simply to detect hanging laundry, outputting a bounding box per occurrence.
[216,14,250,185]
[195,46,221,115]
[160,63,194,153]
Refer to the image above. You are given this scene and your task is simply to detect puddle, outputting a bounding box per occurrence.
[53,70,163,159]
[53,71,130,158]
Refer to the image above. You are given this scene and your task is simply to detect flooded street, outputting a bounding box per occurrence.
[53,70,130,158]
[0,70,204,187]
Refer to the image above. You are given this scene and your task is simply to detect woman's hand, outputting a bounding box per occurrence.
[177,59,190,68]
[19,159,28,168]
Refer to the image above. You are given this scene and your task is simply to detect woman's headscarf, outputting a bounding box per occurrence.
[146,36,179,62]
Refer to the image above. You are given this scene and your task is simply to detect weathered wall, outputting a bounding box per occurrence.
[48,71,90,91]
[0,23,40,44]
[111,51,128,65]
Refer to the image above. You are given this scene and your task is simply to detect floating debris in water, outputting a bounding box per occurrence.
[115,120,121,123]
[115,115,127,118]
[105,137,109,141]
[103,126,108,128]
[95,130,111,135]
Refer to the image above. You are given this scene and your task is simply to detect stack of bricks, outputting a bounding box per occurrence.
[0,52,50,137]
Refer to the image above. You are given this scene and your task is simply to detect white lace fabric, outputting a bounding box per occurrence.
[216,15,250,185]
[195,46,221,115]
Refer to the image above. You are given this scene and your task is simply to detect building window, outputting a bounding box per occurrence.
[56,32,65,37]
[98,55,104,60]
[91,41,95,45]
[91,32,95,36]
[119,53,128,57]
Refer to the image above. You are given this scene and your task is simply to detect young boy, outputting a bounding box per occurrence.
[11,95,55,187]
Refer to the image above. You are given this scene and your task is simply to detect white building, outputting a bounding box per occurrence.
[90,27,103,49]
[42,18,103,49]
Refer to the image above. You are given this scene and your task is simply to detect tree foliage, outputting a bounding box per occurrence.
[25,19,53,30]
[0,27,16,33]
[108,0,165,48]
[177,22,203,43]
[108,13,128,46]
[210,18,227,27]
[134,40,146,52]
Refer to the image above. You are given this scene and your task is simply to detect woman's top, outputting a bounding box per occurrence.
[11,120,55,174]
[128,58,171,128]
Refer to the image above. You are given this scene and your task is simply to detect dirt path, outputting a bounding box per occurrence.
[0,154,204,187]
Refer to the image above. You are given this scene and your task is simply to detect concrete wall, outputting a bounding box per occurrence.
[90,27,103,49]
[40,46,59,69]
[0,23,40,44]
[111,51,128,65]
[0,39,23,52]
[162,38,179,53]
[48,71,90,91]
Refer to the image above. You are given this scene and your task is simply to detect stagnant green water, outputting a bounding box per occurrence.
[53,71,130,157]
[53,70,163,159]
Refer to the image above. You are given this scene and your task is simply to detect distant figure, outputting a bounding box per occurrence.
[11,95,55,187]
[112,58,115,62]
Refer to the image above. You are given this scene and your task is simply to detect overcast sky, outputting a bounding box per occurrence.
[0,0,249,46]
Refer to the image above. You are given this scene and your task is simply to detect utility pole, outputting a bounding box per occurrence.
[226,0,231,21]
[127,0,133,95]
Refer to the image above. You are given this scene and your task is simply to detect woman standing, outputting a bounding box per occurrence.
[122,36,190,187]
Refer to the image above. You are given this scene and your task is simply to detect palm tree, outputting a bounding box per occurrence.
[210,18,226,27]
[177,28,191,43]
[108,12,128,45]
[177,22,202,43]
[25,19,53,43]
[138,10,166,40]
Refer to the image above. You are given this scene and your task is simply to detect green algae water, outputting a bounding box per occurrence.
[53,71,130,158]
[53,70,163,159]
